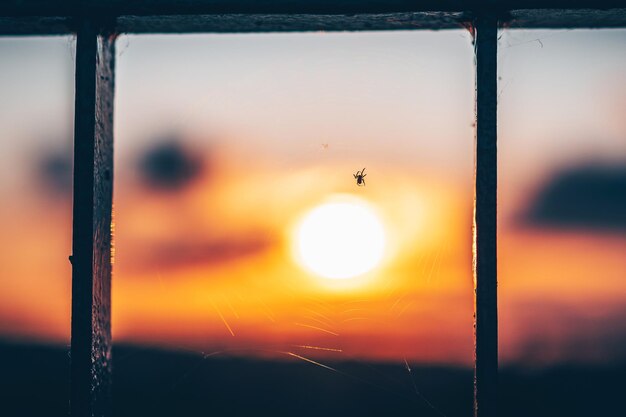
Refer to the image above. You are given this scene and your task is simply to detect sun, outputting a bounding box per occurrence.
[294,196,386,279]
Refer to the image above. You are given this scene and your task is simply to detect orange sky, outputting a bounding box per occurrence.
[0,30,625,366]
[1,149,624,366]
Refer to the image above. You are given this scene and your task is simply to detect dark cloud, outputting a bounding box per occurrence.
[121,235,273,274]
[523,163,626,232]
[36,149,73,197]
[138,139,206,191]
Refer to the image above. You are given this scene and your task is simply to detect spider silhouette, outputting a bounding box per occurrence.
[353,168,367,186]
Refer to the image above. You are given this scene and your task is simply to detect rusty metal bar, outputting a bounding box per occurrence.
[473,11,498,417]
[70,17,115,417]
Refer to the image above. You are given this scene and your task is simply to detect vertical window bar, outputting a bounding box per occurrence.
[70,17,115,417]
[473,11,498,417]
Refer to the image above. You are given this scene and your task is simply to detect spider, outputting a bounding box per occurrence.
[353,168,367,186]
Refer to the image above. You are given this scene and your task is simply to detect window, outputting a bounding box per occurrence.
[112,31,474,417]
[0,35,75,416]
[1,3,625,417]
[498,28,626,416]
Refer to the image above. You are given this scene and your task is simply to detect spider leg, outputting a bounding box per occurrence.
[362,174,367,177]
[362,178,366,186]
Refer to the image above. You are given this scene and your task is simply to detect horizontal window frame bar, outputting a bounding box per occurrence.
[3,1,626,17]
[3,7,626,35]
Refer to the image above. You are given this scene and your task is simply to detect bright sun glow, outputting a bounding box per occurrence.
[295,197,386,279]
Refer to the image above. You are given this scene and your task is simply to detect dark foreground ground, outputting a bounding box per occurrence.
[1,341,625,417]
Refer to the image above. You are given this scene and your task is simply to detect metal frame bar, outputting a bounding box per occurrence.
[473,13,499,417]
[70,17,115,417]
[3,0,626,16]
[3,2,626,34]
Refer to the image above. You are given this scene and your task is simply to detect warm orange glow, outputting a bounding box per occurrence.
[2,31,626,370]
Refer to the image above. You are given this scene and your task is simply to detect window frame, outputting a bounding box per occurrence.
[2,2,625,417]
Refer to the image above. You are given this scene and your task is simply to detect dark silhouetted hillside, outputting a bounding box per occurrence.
[1,341,624,417]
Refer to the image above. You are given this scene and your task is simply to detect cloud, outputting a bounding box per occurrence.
[504,299,626,366]
[523,162,626,232]
[36,149,73,197]
[121,235,273,274]
[138,139,207,191]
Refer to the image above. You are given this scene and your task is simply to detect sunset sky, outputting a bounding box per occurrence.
[0,29,624,368]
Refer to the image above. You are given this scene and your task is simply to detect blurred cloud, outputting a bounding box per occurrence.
[506,300,626,366]
[35,148,73,197]
[524,162,626,232]
[123,235,273,274]
[138,138,206,191]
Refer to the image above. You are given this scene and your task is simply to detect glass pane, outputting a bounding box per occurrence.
[113,31,475,416]
[0,36,75,417]
[499,29,626,417]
